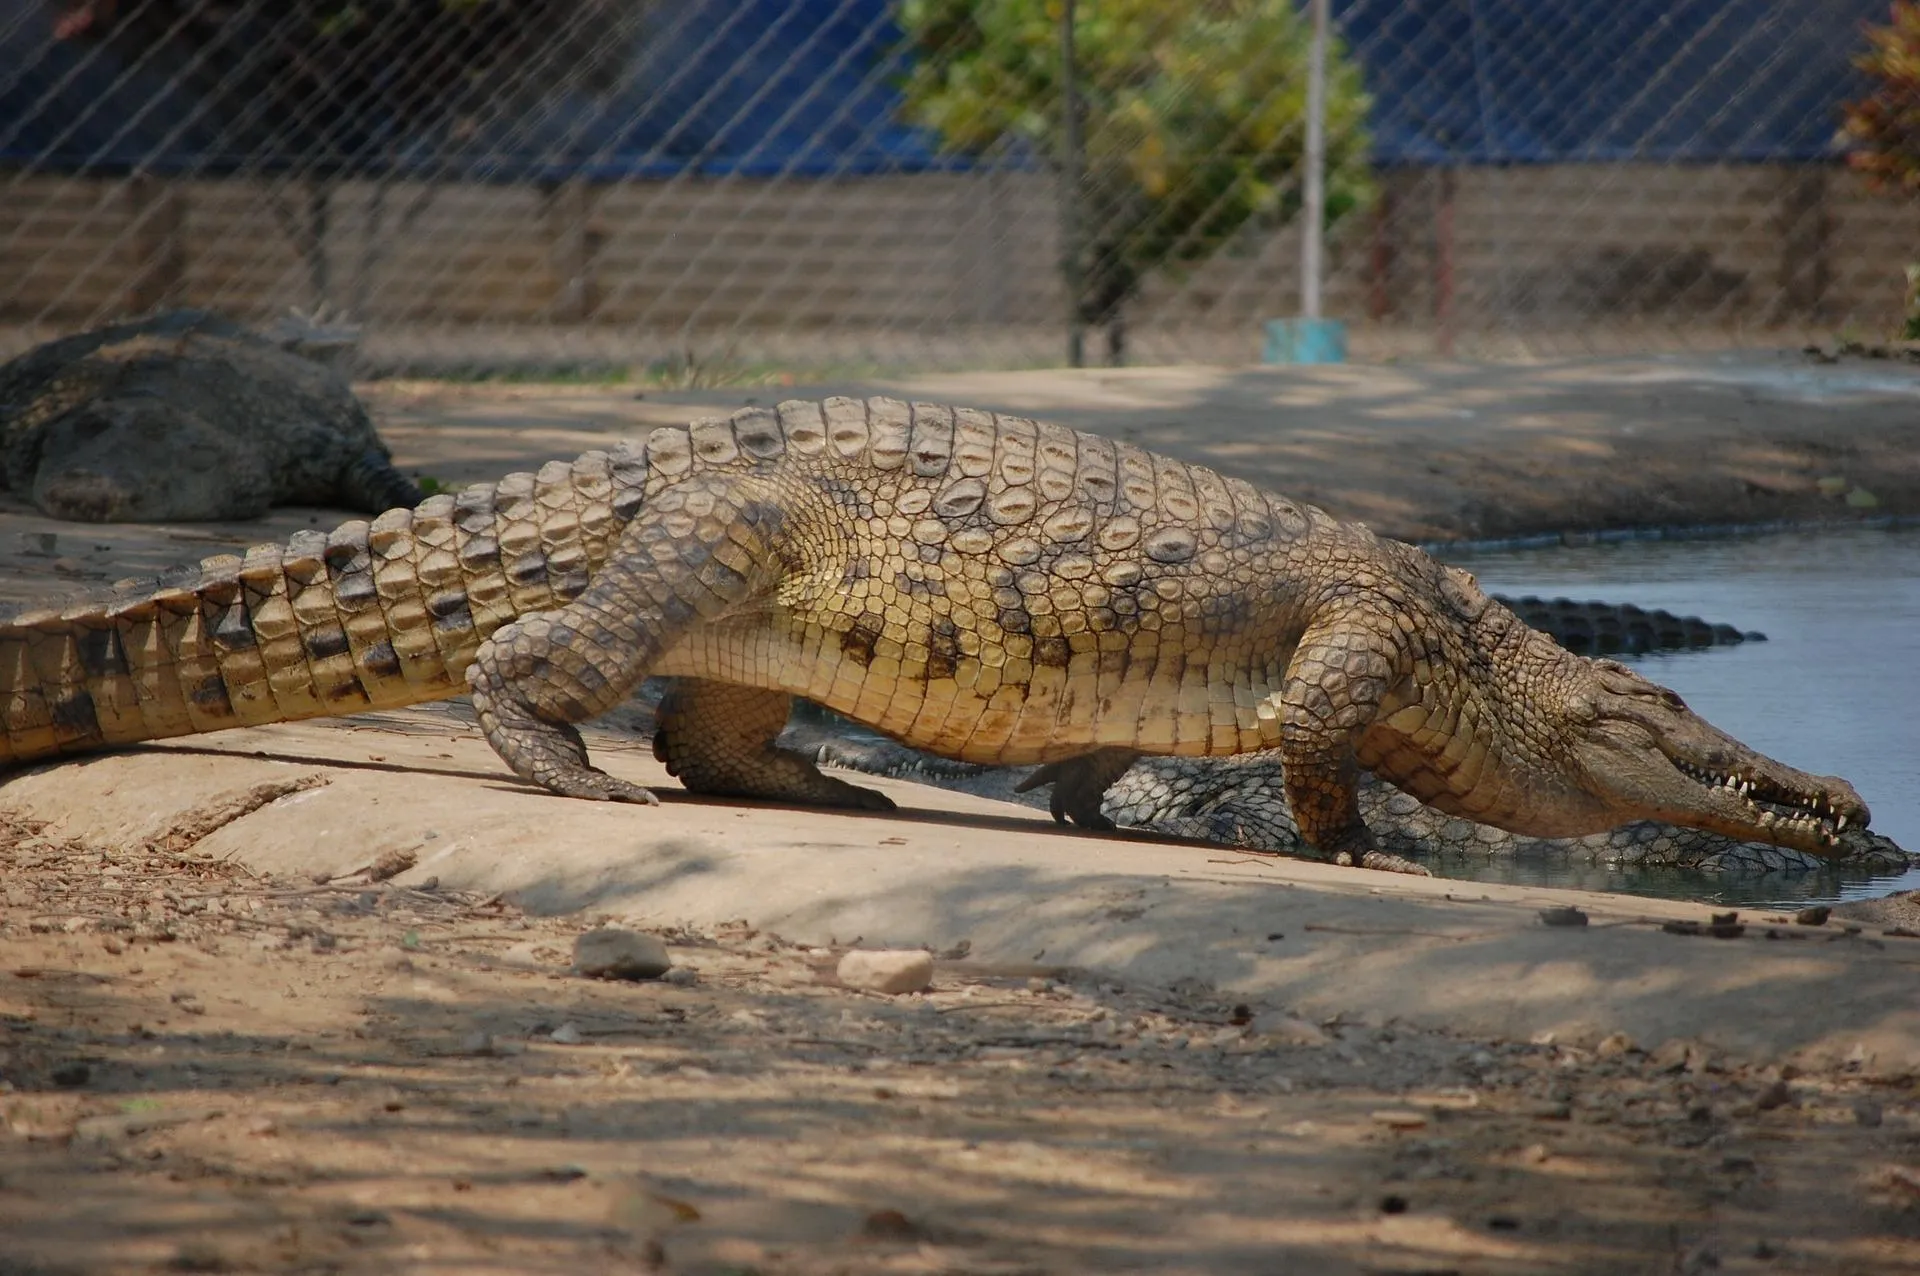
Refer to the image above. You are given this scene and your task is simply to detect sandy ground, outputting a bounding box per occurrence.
[3,354,1920,1274]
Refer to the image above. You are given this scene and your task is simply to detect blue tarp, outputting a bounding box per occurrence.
[0,0,1886,177]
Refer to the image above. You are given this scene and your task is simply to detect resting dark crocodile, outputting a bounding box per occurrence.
[0,397,1869,875]
[767,704,1907,875]
[1492,595,1762,656]
[0,310,420,522]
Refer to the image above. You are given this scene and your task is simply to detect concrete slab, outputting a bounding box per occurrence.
[8,708,1914,1073]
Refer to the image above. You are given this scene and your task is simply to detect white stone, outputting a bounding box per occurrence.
[1252,1011,1331,1048]
[836,948,934,994]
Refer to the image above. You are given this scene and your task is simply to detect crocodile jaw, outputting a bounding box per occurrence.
[1567,661,1869,856]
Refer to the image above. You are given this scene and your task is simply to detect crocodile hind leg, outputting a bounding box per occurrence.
[652,678,894,811]
[466,478,776,804]
[1015,747,1143,830]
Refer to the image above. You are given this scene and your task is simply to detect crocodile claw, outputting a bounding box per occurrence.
[1015,748,1141,831]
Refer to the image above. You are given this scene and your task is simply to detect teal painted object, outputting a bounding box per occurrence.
[1262,317,1348,364]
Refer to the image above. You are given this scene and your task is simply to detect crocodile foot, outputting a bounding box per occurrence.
[1016,748,1143,831]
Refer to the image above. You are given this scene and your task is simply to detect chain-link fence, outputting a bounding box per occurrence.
[2,0,1916,377]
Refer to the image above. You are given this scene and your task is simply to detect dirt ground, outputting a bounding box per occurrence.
[3,355,1920,1274]
[4,812,1918,1276]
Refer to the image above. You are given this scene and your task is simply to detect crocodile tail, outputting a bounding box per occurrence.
[0,445,647,769]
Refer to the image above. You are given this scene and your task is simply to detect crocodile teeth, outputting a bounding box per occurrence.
[1837,816,1848,832]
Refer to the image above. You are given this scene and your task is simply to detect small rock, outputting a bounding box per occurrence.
[460,1031,499,1057]
[169,1242,229,1272]
[661,966,698,986]
[1652,1038,1712,1075]
[246,1116,279,1137]
[836,948,934,995]
[1538,906,1588,928]
[1794,906,1831,927]
[549,1023,585,1045]
[50,1062,91,1088]
[367,847,418,881]
[1520,1143,1551,1164]
[1852,1097,1885,1128]
[1754,1079,1794,1111]
[1845,486,1880,509]
[860,1208,921,1240]
[1370,1109,1428,1130]
[1816,475,1849,497]
[573,929,672,981]
[1252,1011,1331,1048]
[1595,1032,1636,1059]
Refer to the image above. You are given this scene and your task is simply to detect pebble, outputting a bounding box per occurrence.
[837,948,934,994]
[1370,1109,1428,1130]
[549,1023,585,1045]
[1595,1032,1636,1059]
[459,1031,520,1057]
[1753,1079,1794,1111]
[572,929,672,981]
[661,966,698,986]
[1252,1011,1331,1048]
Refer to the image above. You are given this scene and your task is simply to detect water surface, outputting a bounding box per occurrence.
[1439,524,1919,907]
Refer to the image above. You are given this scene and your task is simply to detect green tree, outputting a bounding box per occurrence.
[897,0,1374,364]
[1840,0,1920,337]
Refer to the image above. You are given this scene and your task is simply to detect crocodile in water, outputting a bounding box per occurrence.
[768,705,1904,875]
[0,397,1869,874]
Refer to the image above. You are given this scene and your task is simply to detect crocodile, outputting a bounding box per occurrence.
[778,709,1905,874]
[0,397,1869,875]
[1490,596,1762,656]
[0,309,420,522]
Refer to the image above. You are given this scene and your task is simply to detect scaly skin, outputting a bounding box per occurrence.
[771,707,1910,875]
[0,310,419,521]
[1097,753,1909,875]
[0,397,1870,874]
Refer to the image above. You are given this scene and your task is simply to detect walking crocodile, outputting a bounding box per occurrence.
[768,705,1906,875]
[0,397,1868,874]
[0,310,420,522]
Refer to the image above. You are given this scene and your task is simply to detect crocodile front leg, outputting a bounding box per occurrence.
[1279,620,1432,877]
[653,678,894,811]
[466,478,774,804]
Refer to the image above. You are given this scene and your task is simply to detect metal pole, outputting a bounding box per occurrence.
[1060,0,1086,367]
[1301,0,1329,320]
